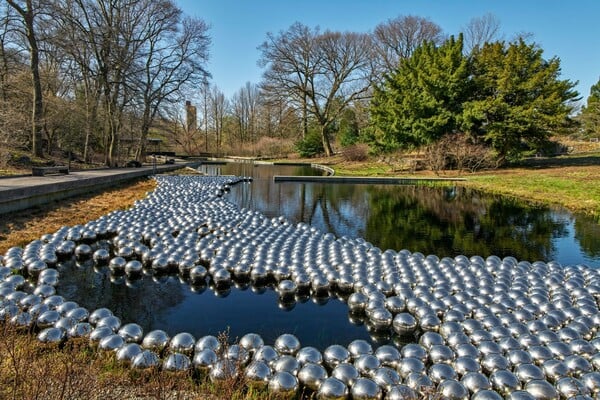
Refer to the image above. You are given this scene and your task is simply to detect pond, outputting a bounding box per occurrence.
[56,162,600,350]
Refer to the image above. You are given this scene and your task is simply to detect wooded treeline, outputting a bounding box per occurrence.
[1,0,210,166]
[1,3,595,167]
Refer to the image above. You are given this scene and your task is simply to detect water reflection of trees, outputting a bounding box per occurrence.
[56,261,185,333]
[574,216,600,258]
[365,186,568,261]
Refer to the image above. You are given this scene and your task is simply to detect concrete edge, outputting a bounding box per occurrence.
[273,175,466,184]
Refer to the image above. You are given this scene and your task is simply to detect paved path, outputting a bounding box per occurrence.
[0,163,192,214]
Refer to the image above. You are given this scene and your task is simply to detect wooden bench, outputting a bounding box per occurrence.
[32,166,69,176]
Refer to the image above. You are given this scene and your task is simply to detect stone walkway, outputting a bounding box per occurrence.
[0,163,192,214]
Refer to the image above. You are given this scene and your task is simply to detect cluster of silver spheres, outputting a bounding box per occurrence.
[2,174,600,399]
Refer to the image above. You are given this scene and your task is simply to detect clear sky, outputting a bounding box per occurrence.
[176,0,600,106]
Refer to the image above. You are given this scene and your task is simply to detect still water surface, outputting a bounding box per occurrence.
[58,162,600,349]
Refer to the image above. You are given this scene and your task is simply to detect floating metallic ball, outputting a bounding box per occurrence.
[429,344,456,364]
[38,326,66,344]
[354,354,380,376]
[66,307,89,323]
[523,379,559,400]
[297,346,323,366]
[33,284,55,298]
[564,354,592,377]
[470,389,503,400]
[580,372,600,394]
[374,345,400,368]
[68,322,93,338]
[514,363,545,384]
[96,315,121,332]
[193,348,218,371]
[26,260,47,279]
[429,363,458,384]
[454,356,482,376]
[212,268,231,287]
[350,377,382,400]
[347,339,373,360]
[316,377,349,400]
[438,379,469,400]
[277,279,297,299]
[89,326,114,343]
[404,372,435,393]
[116,343,143,365]
[99,333,125,351]
[400,344,427,363]
[75,244,92,260]
[461,372,492,394]
[392,312,417,335]
[93,249,111,266]
[109,257,127,274]
[36,309,61,329]
[118,323,144,343]
[195,334,221,353]
[555,376,590,398]
[331,362,359,387]
[89,308,113,325]
[298,362,328,391]
[347,292,368,313]
[10,311,32,328]
[490,369,521,395]
[273,354,300,375]
[541,359,569,383]
[482,353,510,374]
[268,371,299,399]
[142,329,170,352]
[239,333,264,354]
[254,345,280,366]
[132,350,161,369]
[124,260,143,277]
[245,360,272,388]
[274,333,301,356]
[169,332,195,354]
[372,366,401,392]
[164,352,191,372]
[210,359,238,382]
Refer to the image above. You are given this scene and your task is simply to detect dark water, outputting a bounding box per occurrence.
[57,162,600,349]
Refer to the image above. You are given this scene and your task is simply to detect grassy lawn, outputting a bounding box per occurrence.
[314,152,600,218]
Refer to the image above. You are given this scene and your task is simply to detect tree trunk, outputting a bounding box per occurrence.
[321,125,333,156]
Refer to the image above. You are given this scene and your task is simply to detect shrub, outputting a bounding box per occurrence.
[341,144,369,161]
[295,131,324,158]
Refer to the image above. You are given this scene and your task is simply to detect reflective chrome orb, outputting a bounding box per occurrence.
[350,377,382,400]
[317,377,349,400]
[392,312,417,335]
[169,332,195,354]
[118,323,144,343]
[116,343,142,365]
[142,329,170,352]
[245,360,272,388]
[298,362,328,391]
[274,333,301,355]
[268,371,299,399]
[164,352,191,371]
[239,333,264,354]
[132,350,161,369]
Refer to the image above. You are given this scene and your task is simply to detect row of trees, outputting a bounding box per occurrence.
[370,35,580,162]
[2,2,596,166]
[1,0,210,166]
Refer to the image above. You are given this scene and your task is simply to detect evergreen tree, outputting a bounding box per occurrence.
[579,78,600,138]
[369,35,471,151]
[463,39,579,161]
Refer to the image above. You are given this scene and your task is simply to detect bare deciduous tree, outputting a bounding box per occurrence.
[259,23,373,156]
[5,0,45,157]
[372,15,444,76]
[463,13,502,53]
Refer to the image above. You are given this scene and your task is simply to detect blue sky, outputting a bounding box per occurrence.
[176,0,600,106]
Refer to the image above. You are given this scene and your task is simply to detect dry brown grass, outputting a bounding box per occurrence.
[0,178,156,254]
